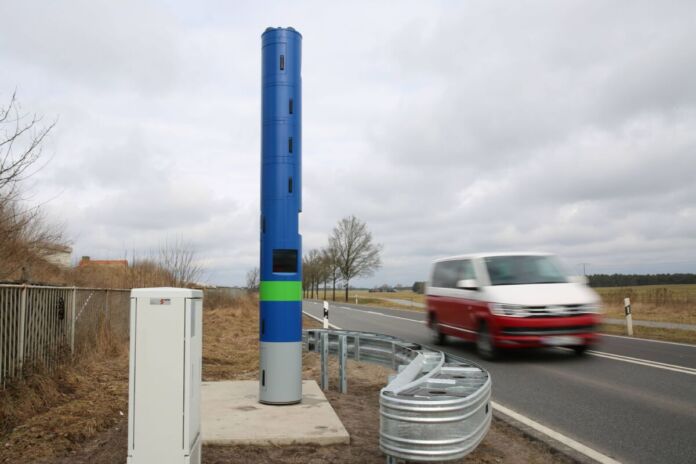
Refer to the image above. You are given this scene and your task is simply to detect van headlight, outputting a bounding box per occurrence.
[489,303,527,317]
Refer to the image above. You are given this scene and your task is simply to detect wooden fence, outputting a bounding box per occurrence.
[0,284,130,387]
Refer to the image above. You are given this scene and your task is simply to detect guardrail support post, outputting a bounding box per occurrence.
[354,335,360,361]
[17,285,27,376]
[320,332,329,390]
[70,287,77,355]
[338,334,347,393]
[624,297,633,337]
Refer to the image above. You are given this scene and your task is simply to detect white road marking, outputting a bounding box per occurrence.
[492,401,621,464]
[601,333,696,348]
[440,322,477,334]
[587,350,696,376]
[335,305,426,323]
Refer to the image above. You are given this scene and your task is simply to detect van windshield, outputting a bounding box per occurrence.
[484,255,568,286]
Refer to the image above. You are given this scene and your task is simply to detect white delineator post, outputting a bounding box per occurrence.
[624,297,634,337]
[323,300,329,329]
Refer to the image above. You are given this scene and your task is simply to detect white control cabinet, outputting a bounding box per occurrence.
[128,288,203,464]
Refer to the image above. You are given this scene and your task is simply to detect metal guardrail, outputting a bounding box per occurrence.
[303,329,492,463]
[0,284,130,386]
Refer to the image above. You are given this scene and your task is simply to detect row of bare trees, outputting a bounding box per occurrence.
[303,215,382,302]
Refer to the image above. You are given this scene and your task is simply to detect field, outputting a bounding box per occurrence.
[594,284,696,325]
[321,290,425,310]
[1,295,571,464]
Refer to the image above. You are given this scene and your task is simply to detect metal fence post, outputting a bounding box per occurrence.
[338,334,347,393]
[70,287,77,355]
[17,285,27,375]
[320,332,329,390]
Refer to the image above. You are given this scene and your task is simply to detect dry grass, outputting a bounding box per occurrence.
[203,295,321,381]
[0,329,129,463]
[203,296,259,381]
[349,290,424,303]
[595,284,696,325]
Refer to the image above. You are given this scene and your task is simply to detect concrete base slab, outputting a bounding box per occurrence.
[201,380,350,446]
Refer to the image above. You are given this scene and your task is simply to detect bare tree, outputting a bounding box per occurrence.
[323,244,340,301]
[329,215,383,302]
[318,249,331,300]
[0,201,65,280]
[302,249,322,299]
[1,91,56,200]
[157,238,202,287]
[246,266,260,292]
[0,93,62,281]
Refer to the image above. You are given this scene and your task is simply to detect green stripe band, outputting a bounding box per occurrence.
[260,281,302,301]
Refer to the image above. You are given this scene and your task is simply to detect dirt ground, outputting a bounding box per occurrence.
[203,356,573,464]
[1,298,573,463]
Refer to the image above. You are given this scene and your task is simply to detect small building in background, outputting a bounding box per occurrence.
[40,244,73,268]
[78,256,128,269]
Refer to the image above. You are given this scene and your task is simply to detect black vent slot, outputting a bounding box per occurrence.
[262,370,265,386]
[288,177,293,193]
[288,136,293,153]
[289,98,293,114]
[279,55,285,70]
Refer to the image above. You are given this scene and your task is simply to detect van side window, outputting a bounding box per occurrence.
[433,260,477,288]
[458,260,476,282]
[432,261,457,288]
[433,262,455,287]
[432,262,447,287]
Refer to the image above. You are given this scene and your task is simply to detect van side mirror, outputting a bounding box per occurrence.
[456,279,479,290]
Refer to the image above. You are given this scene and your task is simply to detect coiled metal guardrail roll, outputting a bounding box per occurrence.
[380,360,491,461]
[303,329,491,462]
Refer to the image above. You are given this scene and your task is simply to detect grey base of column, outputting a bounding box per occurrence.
[259,341,302,405]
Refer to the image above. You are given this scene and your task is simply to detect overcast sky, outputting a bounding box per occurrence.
[1,0,695,286]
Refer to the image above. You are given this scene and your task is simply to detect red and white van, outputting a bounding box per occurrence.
[426,252,601,359]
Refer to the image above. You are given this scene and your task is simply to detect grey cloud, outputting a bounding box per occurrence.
[0,0,181,92]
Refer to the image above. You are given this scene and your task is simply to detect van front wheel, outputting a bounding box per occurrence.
[476,322,498,360]
[430,316,446,345]
[573,345,589,356]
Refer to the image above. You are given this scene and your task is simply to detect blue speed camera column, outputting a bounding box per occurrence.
[259,27,303,405]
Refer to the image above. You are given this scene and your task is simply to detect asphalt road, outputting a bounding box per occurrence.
[303,300,696,464]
